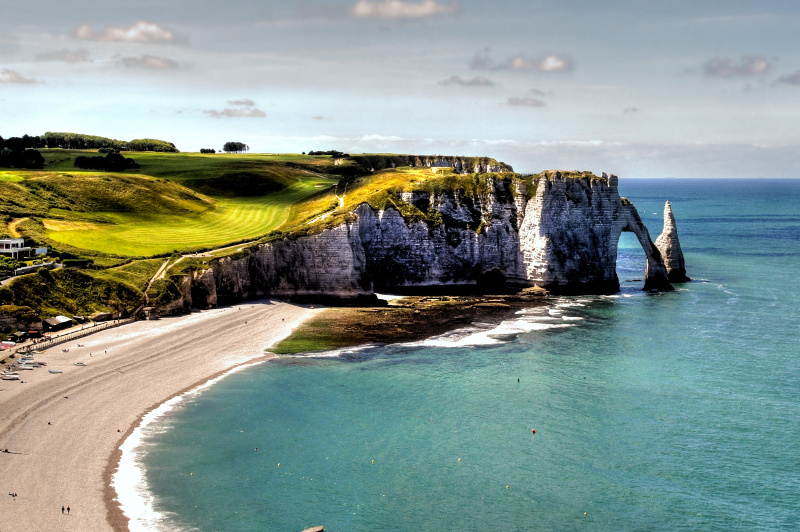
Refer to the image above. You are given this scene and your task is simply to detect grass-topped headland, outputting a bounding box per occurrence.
[0,141,565,322]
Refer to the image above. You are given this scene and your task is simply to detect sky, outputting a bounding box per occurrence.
[1,0,800,177]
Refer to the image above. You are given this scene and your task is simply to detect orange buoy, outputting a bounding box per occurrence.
[531,429,536,434]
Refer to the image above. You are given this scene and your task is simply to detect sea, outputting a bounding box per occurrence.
[118,179,800,531]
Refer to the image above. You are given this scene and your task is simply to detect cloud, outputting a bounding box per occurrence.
[530,88,553,97]
[472,51,573,72]
[204,100,266,118]
[118,55,179,69]
[439,75,494,87]
[352,0,457,19]
[0,69,39,84]
[505,97,545,107]
[778,70,800,85]
[360,134,406,141]
[74,21,174,43]
[703,55,770,77]
[36,48,91,63]
[312,116,325,120]
[623,107,640,113]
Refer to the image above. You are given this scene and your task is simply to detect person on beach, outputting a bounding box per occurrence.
[62,505,64,514]
[67,505,70,514]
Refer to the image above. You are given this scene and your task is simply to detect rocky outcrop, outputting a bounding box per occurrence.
[169,171,684,311]
[655,201,690,283]
[519,172,672,294]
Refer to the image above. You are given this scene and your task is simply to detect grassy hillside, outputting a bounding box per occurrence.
[5,150,344,260]
[0,148,519,320]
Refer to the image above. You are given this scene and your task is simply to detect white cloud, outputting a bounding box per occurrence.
[439,75,494,87]
[205,100,266,118]
[74,21,175,43]
[0,69,39,84]
[352,0,457,19]
[36,48,91,63]
[119,55,178,69]
[623,107,640,113]
[360,134,406,141]
[472,51,573,72]
[778,70,800,85]
[506,97,545,107]
[703,55,770,77]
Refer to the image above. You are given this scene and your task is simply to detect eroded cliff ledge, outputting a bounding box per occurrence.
[170,170,687,312]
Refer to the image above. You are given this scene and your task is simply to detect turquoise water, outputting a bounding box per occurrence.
[140,179,800,531]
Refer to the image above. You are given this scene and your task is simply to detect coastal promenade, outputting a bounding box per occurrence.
[0,300,319,531]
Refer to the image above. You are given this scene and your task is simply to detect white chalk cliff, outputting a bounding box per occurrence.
[168,171,686,311]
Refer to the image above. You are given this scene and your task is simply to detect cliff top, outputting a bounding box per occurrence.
[271,165,525,241]
[531,170,610,183]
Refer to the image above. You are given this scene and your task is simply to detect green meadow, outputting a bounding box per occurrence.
[6,149,344,259]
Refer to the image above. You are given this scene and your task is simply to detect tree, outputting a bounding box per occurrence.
[200,148,216,154]
[222,141,249,154]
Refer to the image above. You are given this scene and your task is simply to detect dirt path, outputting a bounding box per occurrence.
[7,217,27,238]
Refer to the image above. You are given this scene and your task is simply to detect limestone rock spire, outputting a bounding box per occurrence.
[655,201,690,282]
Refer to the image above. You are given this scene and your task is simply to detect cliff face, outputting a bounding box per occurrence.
[188,178,527,308]
[519,172,672,294]
[171,172,684,313]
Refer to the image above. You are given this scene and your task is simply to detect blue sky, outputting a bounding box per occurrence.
[1,0,799,176]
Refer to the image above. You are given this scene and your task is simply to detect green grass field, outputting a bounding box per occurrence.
[42,179,333,256]
[4,149,343,258]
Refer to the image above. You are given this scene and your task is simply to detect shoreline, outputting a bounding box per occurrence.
[0,300,321,532]
[103,356,274,531]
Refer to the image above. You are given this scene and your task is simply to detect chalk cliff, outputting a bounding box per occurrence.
[519,172,672,294]
[655,201,690,283]
[169,171,684,312]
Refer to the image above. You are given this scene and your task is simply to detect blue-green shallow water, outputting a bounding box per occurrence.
[140,179,800,531]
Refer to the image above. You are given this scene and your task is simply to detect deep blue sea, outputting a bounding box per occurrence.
[133,179,800,531]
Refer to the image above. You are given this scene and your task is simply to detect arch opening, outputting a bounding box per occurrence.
[616,231,648,293]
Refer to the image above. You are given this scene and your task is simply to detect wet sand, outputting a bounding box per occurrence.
[0,300,320,531]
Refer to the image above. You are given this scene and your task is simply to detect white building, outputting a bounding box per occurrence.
[0,238,47,260]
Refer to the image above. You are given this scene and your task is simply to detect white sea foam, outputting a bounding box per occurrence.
[114,360,266,532]
[295,344,380,358]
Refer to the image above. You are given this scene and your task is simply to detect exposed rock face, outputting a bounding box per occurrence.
[167,172,684,312]
[519,172,672,294]
[187,178,528,309]
[655,201,690,283]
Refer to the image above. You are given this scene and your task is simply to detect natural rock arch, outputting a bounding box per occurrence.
[519,172,673,294]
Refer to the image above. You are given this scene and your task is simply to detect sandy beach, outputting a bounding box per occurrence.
[0,300,320,532]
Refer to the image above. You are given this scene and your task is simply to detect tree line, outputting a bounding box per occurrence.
[74,153,140,172]
[306,150,349,157]
[222,142,249,153]
[0,136,45,169]
[0,132,179,152]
